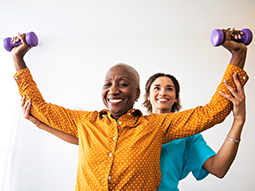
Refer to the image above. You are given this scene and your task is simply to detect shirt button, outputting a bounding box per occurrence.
[108,176,111,180]
[119,122,122,125]
[109,153,112,157]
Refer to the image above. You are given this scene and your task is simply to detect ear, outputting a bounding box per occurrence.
[136,88,141,100]
[147,93,150,101]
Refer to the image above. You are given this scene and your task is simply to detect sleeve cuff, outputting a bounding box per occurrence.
[223,64,249,86]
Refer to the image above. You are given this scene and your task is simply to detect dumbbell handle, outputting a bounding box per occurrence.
[3,31,38,52]
[210,28,253,46]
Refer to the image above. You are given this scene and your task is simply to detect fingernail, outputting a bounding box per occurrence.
[219,91,223,95]
[224,79,227,83]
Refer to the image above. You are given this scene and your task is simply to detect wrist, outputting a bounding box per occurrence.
[35,121,43,129]
[231,46,247,59]
[233,117,245,126]
[230,47,247,69]
[13,55,27,71]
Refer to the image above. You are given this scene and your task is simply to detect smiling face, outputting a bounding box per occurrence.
[102,64,140,120]
[148,76,177,114]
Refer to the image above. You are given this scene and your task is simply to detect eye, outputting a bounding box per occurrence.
[166,87,174,91]
[104,82,111,88]
[119,83,128,87]
[154,87,160,90]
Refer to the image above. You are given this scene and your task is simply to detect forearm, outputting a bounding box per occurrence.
[229,47,247,69]
[13,55,27,72]
[37,122,79,145]
[203,119,244,178]
[223,28,247,69]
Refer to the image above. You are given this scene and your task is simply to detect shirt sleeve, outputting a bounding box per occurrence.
[161,64,248,143]
[14,68,90,137]
[181,134,216,181]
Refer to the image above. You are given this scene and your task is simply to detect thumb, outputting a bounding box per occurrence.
[17,32,29,46]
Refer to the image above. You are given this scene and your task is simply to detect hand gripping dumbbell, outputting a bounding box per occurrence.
[210,28,253,46]
[3,31,38,52]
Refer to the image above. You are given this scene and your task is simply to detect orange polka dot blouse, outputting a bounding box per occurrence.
[14,64,248,191]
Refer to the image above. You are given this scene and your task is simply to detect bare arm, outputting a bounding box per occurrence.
[11,33,30,72]
[202,72,245,178]
[21,96,79,145]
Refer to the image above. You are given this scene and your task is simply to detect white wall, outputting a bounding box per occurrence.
[1,0,255,190]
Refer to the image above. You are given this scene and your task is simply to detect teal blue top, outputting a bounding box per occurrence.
[159,133,216,191]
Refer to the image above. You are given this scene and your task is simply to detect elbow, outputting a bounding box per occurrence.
[214,173,225,179]
[211,170,227,179]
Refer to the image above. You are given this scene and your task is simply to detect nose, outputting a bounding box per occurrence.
[159,89,166,96]
[109,84,120,94]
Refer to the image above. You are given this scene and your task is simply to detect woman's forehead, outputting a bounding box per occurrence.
[152,76,174,85]
[106,66,136,81]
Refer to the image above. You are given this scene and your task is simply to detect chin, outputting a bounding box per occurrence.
[109,108,123,115]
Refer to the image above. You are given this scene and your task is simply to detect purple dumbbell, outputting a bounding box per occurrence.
[210,28,253,47]
[3,31,38,52]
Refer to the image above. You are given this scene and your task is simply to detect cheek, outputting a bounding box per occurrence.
[101,90,107,102]
[148,92,155,102]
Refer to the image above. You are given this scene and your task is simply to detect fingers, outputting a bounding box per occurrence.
[222,27,245,42]
[233,72,244,96]
[18,32,29,46]
[23,101,32,119]
[222,27,234,41]
[232,29,243,40]
[20,95,26,107]
[220,73,245,103]
[219,90,235,103]
[11,32,28,45]
[20,95,32,119]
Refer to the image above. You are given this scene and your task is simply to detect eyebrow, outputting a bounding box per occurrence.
[153,84,174,87]
[105,76,130,81]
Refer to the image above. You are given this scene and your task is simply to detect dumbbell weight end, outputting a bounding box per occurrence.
[3,32,38,52]
[210,28,253,47]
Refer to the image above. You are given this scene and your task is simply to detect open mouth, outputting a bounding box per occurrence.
[157,98,169,102]
[108,98,124,105]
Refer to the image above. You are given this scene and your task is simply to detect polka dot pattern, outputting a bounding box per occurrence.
[14,64,248,191]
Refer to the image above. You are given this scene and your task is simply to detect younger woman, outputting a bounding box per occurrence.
[143,72,245,190]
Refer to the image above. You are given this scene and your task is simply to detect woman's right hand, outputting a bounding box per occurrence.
[21,96,43,128]
[220,72,246,125]
[222,27,247,54]
[11,32,31,59]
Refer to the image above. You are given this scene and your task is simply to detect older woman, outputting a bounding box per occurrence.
[12,28,248,190]
[21,69,245,191]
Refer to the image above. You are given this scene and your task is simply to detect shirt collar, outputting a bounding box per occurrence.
[99,108,143,119]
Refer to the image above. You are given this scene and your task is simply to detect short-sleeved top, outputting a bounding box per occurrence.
[159,133,216,191]
[14,65,248,191]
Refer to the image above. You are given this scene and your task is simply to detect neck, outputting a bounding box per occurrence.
[153,108,171,114]
[111,114,120,121]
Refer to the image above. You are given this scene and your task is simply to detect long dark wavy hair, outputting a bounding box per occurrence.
[142,73,182,113]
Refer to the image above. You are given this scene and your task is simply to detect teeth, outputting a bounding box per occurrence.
[158,98,168,101]
[109,99,122,103]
